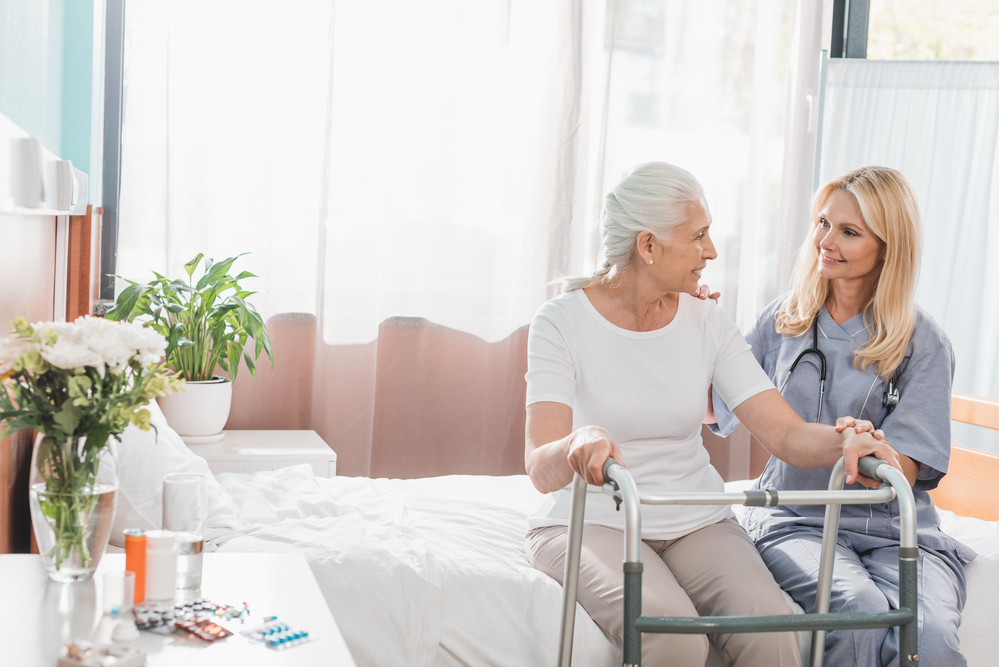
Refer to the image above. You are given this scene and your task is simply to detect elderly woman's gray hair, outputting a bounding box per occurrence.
[560,161,705,292]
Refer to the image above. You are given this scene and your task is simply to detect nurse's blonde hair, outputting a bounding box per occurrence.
[775,167,921,379]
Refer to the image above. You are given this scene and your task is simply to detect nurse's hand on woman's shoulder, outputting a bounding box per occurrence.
[567,426,627,487]
[690,284,721,303]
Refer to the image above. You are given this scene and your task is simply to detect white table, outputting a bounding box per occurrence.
[187,430,337,477]
[2,552,357,667]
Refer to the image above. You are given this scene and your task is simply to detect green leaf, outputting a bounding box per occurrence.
[53,399,82,436]
[195,254,244,291]
[183,254,204,280]
[234,271,256,281]
[242,350,257,379]
[104,284,149,321]
[109,274,139,287]
[225,340,243,383]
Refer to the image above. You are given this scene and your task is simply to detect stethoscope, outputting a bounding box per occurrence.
[778,319,901,423]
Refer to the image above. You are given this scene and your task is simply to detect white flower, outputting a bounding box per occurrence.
[38,336,103,371]
[1,317,167,375]
[0,334,38,373]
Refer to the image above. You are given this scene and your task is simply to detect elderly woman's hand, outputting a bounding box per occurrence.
[567,425,626,486]
[840,428,902,488]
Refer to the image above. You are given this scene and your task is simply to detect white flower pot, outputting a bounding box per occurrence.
[156,378,232,443]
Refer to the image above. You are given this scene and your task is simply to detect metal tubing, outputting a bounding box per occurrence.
[863,461,919,666]
[635,609,914,634]
[614,488,894,507]
[813,50,829,192]
[604,462,642,563]
[899,557,919,666]
[624,572,642,665]
[809,458,847,667]
[557,474,588,667]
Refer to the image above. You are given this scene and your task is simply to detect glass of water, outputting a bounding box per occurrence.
[162,473,207,599]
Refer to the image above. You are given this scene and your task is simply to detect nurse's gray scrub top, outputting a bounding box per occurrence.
[712,294,974,562]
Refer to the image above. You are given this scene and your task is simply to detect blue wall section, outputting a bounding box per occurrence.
[0,0,95,176]
[61,0,94,175]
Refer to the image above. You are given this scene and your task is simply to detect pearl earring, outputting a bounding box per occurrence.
[648,260,653,265]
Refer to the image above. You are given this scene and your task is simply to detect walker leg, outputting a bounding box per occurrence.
[623,565,643,666]
[557,475,588,667]
[898,552,919,666]
[810,460,847,667]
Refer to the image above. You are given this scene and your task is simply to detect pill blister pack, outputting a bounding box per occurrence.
[241,618,312,650]
[134,598,238,642]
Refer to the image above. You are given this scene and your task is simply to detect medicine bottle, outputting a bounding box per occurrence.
[145,530,177,603]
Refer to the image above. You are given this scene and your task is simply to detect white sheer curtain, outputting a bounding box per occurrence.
[818,59,999,453]
[598,0,822,331]
[118,0,606,345]
[117,0,333,318]
[318,1,606,344]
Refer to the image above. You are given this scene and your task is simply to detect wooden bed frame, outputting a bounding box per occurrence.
[929,394,999,521]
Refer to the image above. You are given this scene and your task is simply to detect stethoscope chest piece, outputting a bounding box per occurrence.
[882,378,900,410]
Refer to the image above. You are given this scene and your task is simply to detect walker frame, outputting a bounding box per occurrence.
[556,456,919,667]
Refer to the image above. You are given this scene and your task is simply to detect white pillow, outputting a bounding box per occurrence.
[106,399,240,548]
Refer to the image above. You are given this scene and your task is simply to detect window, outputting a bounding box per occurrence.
[868,0,999,61]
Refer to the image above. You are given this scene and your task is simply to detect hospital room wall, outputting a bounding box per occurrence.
[0,0,99,199]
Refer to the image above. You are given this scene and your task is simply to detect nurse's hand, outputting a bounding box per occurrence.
[691,284,721,303]
[567,425,626,486]
[834,416,885,442]
[840,430,902,488]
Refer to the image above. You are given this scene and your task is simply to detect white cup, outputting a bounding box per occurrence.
[102,570,136,614]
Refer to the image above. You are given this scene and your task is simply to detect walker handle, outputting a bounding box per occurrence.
[857,455,891,482]
[601,458,623,487]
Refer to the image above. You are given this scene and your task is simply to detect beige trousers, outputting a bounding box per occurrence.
[526,517,800,667]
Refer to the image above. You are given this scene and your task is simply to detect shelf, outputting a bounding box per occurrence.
[0,204,72,217]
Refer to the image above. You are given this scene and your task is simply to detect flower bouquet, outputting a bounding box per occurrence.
[0,316,183,581]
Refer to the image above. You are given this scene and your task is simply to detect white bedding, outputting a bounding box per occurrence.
[210,466,618,667]
[208,466,999,667]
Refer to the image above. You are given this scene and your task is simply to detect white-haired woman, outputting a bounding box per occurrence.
[524,162,900,667]
[709,166,975,666]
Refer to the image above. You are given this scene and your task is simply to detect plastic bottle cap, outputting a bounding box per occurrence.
[145,530,175,549]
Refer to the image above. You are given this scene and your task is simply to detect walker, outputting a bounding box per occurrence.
[556,456,919,667]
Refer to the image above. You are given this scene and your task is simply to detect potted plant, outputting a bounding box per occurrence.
[0,317,182,581]
[105,253,273,443]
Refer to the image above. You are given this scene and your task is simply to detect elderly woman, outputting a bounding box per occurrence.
[709,166,976,666]
[524,161,899,667]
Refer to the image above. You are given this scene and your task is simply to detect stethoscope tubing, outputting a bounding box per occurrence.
[779,320,827,423]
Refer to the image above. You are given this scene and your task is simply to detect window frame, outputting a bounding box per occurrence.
[831,0,871,59]
[99,0,126,301]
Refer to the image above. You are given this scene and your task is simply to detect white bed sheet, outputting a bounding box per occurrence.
[208,467,998,667]
[210,466,618,667]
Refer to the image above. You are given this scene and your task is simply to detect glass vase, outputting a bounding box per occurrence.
[28,432,118,582]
